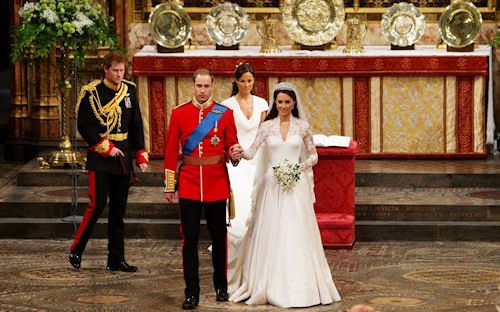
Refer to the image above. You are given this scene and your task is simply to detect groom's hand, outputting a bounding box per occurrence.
[229,144,243,160]
[165,192,175,203]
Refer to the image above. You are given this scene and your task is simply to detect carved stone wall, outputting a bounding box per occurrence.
[127,20,498,55]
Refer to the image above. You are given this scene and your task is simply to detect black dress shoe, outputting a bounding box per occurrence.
[106,260,138,272]
[69,252,82,269]
[215,289,229,302]
[182,295,199,310]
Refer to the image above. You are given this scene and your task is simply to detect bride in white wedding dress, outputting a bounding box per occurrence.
[228,82,341,308]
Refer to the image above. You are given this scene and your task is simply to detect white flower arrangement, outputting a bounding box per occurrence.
[11,0,121,66]
[272,159,301,192]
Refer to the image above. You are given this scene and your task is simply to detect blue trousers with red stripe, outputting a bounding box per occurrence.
[179,198,227,299]
[70,170,130,261]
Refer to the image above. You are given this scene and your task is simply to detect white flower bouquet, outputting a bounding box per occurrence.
[11,0,121,66]
[272,159,301,192]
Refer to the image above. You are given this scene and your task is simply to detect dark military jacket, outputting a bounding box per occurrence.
[76,79,146,175]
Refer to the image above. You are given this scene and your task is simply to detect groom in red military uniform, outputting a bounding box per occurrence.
[164,68,242,310]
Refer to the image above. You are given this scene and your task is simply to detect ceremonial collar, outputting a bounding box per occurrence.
[192,97,213,110]
[103,78,121,92]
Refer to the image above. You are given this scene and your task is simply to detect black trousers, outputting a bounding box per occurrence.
[179,198,227,299]
[70,170,130,261]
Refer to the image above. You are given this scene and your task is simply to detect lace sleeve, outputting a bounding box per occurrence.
[299,123,318,171]
[242,122,267,160]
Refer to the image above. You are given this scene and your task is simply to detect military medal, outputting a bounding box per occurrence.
[124,95,131,108]
[211,121,220,146]
[211,135,220,146]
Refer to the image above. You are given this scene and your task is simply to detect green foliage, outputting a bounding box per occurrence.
[11,0,123,67]
[488,31,500,47]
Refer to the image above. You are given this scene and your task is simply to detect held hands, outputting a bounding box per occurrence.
[229,143,243,160]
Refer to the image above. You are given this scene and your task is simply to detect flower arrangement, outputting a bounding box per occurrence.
[489,33,500,47]
[10,0,121,66]
[272,159,301,192]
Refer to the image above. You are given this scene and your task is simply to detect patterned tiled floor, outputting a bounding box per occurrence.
[0,239,498,312]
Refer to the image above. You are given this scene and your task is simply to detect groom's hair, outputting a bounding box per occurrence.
[193,68,214,82]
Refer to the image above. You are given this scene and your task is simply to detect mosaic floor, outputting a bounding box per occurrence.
[0,239,498,312]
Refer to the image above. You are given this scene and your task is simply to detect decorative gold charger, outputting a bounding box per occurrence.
[381,2,425,48]
[206,2,249,48]
[149,2,192,52]
[282,0,345,49]
[439,0,482,50]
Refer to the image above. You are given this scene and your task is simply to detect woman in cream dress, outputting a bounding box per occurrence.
[221,63,268,239]
[228,82,341,308]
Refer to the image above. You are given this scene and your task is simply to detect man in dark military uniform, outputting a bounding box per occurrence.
[164,69,242,309]
[69,51,149,272]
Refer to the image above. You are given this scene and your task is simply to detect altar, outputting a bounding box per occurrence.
[133,45,492,158]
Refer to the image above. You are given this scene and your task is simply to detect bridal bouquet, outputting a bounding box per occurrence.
[272,159,301,192]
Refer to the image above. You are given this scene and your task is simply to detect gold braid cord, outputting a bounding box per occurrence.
[123,78,136,87]
[75,80,128,137]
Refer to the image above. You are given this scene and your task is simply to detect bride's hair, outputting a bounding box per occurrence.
[265,85,300,121]
[231,63,256,96]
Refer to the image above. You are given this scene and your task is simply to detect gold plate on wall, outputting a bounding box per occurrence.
[149,2,192,49]
[282,0,345,46]
[381,2,425,47]
[439,1,482,48]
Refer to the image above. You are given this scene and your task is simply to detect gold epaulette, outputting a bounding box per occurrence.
[122,79,136,87]
[173,102,190,110]
[75,80,101,115]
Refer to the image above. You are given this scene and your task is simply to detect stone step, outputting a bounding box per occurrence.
[0,185,498,241]
[0,186,177,219]
[356,204,500,221]
[3,158,499,241]
[1,186,499,221]
[0,217,187,239]
[0,218,497,242]
[0,202,180,219]
[355,220,500,241]
[16,159,500,188]
[355,187,500,221]
[355,159,500,187]
[356,172,500,187]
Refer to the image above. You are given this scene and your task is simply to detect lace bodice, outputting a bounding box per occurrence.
[243,117,318,170]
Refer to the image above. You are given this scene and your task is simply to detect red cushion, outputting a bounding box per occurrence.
[316,213,355,229]
[320,228,355,248]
